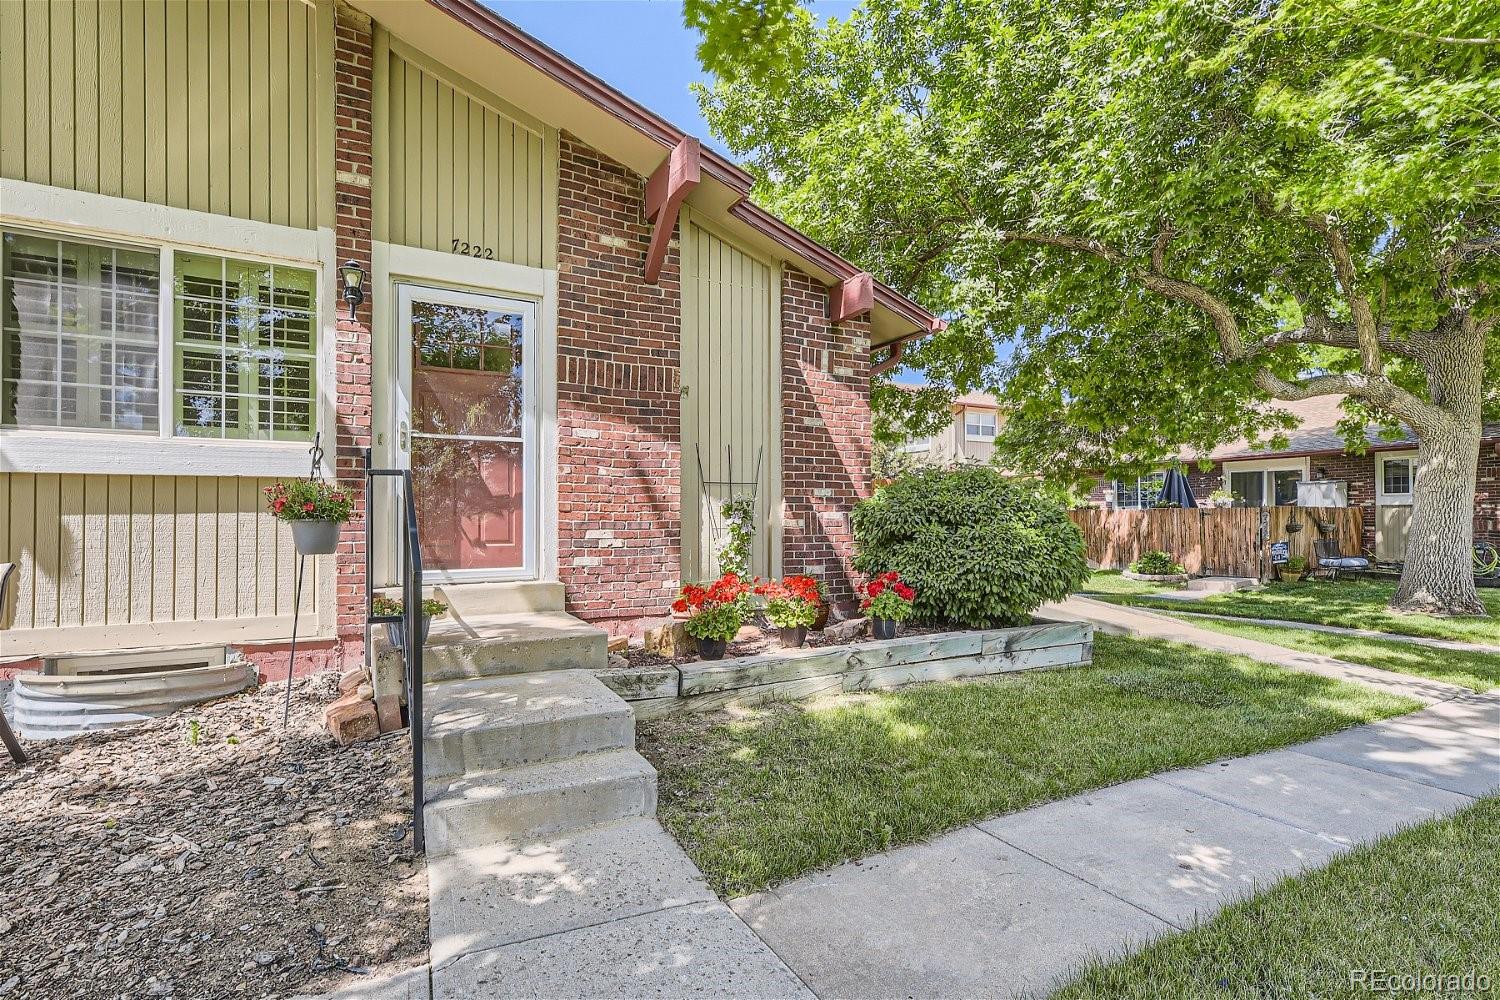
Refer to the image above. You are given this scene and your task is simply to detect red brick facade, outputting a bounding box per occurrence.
[780,268,873,610]
[329,3,375,667]
[554,134,684,627]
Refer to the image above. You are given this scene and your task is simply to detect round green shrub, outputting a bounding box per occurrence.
[1129,550,1184,576]
[851,467,1090,628]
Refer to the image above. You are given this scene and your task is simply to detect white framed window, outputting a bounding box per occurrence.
[1113,471,1166,509]
[1377,451,1416,506]
[1222,458,1308,507]
[0,180,329,477]
[964,409,997,440]
[900,435,932,453]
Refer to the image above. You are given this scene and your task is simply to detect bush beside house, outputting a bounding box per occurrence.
[852,467,1090,628]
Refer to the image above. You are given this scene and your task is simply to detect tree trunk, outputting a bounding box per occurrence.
[1390,330,1486,617]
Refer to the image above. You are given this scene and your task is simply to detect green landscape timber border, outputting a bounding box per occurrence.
[596,620,1094,720]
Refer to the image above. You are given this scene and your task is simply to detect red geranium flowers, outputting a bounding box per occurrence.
[860,571,916,621]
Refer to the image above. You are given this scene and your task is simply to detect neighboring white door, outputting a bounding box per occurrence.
[1376,451,1416,562]
[397,284,540,582]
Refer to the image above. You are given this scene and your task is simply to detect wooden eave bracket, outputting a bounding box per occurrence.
[643,137,701,283]
[833,272,874,322]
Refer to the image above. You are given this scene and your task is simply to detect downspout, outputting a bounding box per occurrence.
[870,341,904,377]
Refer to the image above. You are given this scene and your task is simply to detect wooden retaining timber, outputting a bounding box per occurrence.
[1069,506,1365,579]
[595,621,1094,720]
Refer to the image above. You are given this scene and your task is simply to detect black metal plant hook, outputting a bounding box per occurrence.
[282,433,326,729]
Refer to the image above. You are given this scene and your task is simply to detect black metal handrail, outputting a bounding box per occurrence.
[364,448,425,854]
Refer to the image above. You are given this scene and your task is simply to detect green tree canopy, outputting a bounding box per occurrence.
[692,0,1499,613]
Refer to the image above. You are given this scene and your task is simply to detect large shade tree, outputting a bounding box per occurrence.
[688,0,1499,616]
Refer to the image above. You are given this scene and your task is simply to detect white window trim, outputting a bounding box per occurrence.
[1377,450,1418,507]
[1221,457,1309,506]
[0,179,335,477]
[1112,470,1168,510]
[963,408,998,441]
[900,436,932,454]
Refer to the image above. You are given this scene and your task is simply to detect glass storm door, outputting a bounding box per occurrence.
[400,285,537,578]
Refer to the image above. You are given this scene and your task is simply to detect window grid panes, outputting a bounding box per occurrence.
[2,231,160,432]
[964,411,997,438]
[1383,459,1412,496]
[1115,472,1166,509]
[174,252,317,441]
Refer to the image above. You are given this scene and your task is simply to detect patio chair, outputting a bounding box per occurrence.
[1312,539,1371,582]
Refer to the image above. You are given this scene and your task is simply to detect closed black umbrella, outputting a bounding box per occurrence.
[1157,469,1199,508]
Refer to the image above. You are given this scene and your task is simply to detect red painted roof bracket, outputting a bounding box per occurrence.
[643,137,701,284]
[870,340,904,377]
[833,272,874,322]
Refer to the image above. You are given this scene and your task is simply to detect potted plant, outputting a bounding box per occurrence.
[810,577,831,631]
[371,595,448,648]
[859,571,915,640]
[1206,488,1237,509]
[671,573,749,660]
[264,480,353,555]
[754,575,821,648]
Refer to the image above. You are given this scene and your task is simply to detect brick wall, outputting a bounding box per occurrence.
[1474,440,1499,544]
[554,134,682,626]
[780,268,872,610]
[330,2,374,666]
[1313,453,1377,553]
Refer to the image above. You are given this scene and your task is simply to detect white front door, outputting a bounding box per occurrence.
[397,284,540,581]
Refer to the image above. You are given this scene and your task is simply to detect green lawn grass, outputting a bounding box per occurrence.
[1168,614,1500,693]
[1052,797,1500,1000]
[1079,569,1181,598]
[1090,576,1500,646]
[639,634,1418,897]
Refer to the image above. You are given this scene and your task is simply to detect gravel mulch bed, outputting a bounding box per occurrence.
[0,673,426,1000]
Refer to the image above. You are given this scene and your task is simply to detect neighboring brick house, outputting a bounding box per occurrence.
[0,0,939,675]
[901,391,1003,466]
[1090,396,1500,562]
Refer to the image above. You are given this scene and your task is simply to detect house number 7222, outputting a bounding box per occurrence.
[451,239,496,259]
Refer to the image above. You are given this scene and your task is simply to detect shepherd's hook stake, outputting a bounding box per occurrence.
[283,434,325,729]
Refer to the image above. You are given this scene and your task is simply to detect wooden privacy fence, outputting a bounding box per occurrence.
[1069,507,1365,579]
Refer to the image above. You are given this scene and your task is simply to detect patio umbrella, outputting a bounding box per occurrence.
[1157,469,1199,508]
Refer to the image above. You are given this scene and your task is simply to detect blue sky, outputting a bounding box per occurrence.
[488,1,931,384]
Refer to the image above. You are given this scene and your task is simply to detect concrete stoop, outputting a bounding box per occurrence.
[1186,576,1261,593]
[417,620,809,998]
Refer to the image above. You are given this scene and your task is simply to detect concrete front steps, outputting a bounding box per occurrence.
[415,603,811,998]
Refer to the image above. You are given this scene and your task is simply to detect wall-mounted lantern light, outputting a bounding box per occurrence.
[339,260,366,320]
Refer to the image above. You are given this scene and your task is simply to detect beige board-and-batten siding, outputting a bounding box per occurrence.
[0,0,329,230]
[599,621,1095,720]
[378,38,554,269]
[0,473,325,658]
[679,210,782,583]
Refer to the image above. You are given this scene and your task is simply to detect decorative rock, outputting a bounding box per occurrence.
[355,683,375,702]
[644,623,690,658]
[607,653,629,670]
[337,668,367,695]
[607,635,629,654]
[824,617,869,643]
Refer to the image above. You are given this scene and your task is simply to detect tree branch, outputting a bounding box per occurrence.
[1151,218,1175,273]
[1252,321,1422,360]
[1304,215,1383,375]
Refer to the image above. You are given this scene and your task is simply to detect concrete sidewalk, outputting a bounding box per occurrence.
[1037,596,1479,704]
[730,695,1499,1000]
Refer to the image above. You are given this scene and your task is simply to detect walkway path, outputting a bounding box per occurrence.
[1117,606,1500,656]
[731,694,1500,1000]
[1038,596,1477,703]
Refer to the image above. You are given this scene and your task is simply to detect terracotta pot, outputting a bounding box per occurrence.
[290,518,341,555]
[811,600,830,631]
[696,637,727,660]
[871,618,898,640]
[778,626,808,648]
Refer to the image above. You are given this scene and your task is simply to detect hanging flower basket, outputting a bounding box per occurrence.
[264,480,353,556]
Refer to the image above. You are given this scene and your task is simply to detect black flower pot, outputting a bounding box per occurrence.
[871,618,898,640]
[696,637,727,660]
[778,626,808,648]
